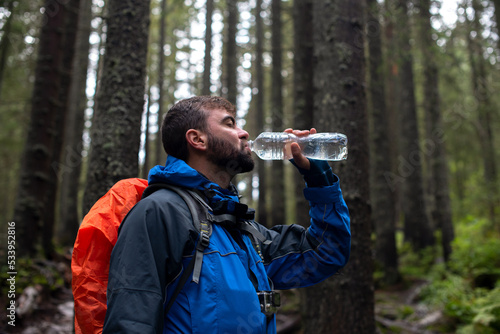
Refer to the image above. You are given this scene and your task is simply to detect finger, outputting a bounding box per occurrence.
[291,143,311,170]
[310,128,317,134]
[293,129,310,137]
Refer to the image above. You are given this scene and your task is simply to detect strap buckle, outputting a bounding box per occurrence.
[198,230,210,249]
[257,291,281,315]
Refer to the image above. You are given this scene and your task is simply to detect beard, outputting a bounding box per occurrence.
[206,133,255,175]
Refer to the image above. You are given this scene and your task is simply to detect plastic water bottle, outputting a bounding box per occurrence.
[248,132,348,161]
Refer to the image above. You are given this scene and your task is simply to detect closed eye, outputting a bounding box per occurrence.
[223,116,236,128]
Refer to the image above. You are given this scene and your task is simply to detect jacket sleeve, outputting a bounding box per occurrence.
[103,190,197,334]
[258,160,351,290]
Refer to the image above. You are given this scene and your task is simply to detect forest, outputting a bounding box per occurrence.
[0,0,499,333]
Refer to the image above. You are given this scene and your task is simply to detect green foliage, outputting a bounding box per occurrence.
[398,305,415,319]
[420,272,477,322]
[397,232,436,279]
[0,258,66,301]
[418,217,500,333]
[448,217,500,282]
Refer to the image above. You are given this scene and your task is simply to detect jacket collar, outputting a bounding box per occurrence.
[147,156,240,204]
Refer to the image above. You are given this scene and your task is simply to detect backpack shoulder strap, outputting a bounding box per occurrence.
[142,183,212,315]
[142,182,212,235]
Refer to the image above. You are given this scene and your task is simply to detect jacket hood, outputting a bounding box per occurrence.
[148,156,240,204]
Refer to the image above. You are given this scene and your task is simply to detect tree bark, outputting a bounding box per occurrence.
[383,0,403,229]
[155,0,167,167]
[466,0,499,229]
[254,0,268,227]
[366,0,400,283]
[224,0,238,105]
[57,0,92,247]
[271,0,285,226]
[416,0,455,262]
[292,0,314,229]
[394,0,435,251]
[302,1,375,333]
[142,84,152,179]
[0,0,15,96]
[491,0,500,51]
[13,0,80,257]
[82,0,152,214]
[202,0,214,95]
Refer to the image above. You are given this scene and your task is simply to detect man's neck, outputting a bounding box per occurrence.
[188,159,233,189]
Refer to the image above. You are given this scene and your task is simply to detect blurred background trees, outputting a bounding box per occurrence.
[1,0,499,332]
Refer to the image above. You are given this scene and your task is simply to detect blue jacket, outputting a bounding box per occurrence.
[103,156,350,334]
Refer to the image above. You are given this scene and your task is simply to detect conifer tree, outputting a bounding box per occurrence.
[302,0,374,332]
[270,0,285,225]
[83,0,152,214]
[14,0,81,257]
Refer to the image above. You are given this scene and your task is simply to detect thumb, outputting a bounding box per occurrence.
[291,143,310,170]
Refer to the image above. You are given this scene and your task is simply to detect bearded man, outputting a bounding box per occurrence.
[103,96,351,334]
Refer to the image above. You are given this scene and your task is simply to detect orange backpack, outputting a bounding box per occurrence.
[71,178,215,334]
[71,178,148,334]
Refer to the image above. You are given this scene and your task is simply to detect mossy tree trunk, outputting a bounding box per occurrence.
[270,0,285,226]
[366,0,400,284]
[82,0,152,214]
[14,0,81,257]
[57,0,93,247]
[302,1,375,333]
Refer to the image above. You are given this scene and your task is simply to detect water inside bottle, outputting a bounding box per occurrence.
[249,132,348,161]
[299,133,348,160]
[250,133,293,160]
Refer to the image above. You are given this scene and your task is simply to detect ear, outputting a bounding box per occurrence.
[186,129,208,152]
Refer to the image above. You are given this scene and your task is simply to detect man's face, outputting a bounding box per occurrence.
[205,108,254,175]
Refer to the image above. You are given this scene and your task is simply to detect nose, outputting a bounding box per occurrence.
[238,127,249,140]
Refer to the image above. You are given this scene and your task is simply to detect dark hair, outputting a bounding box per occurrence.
[161,96,236,161]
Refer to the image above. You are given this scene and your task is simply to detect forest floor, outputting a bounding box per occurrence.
[374,279,453,334]
[1,258,451,334]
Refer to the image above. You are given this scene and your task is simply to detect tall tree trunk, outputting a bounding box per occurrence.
[416,0,455,262]
[395,0,435,251]
[366,0,400,284]
[270,0,285,226]
[466,0,499,229]
[492,0,500,51]
[92,1,108,119]
[292,0,317,325]
[302,1,374,333]
[155,0,167,167]
[254,0,268,227]
[57,0,92,247]
[13,0,80,257]
[383,0,402,228]
[0,0,15,96]
[202,0,214,95]
[82,0,152,214]
[142,84,152,179]
[292,0,314,229]
[224,0,238,105]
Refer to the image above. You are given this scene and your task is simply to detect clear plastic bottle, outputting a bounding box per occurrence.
[248,132,348,161]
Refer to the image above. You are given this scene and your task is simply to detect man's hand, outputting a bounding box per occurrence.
[284,128,317,170]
